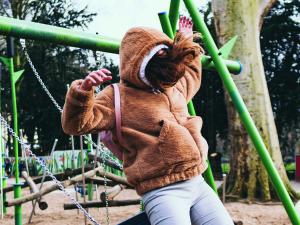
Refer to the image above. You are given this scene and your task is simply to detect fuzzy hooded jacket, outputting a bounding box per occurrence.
[61,27,208,195]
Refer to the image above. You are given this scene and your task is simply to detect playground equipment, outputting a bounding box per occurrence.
[0,36,25,224]
[0,63,6,219]
[0,0,299,225]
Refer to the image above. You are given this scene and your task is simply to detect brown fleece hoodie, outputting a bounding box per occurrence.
[61,27,208,195]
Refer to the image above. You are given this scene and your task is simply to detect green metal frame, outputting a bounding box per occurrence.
[87,134,94,201]
[0,62,6,217]
[0,38,24,225]
[0,16,242,75]
[1,2,295,223]
[183,0,300,225]
[169,0,181,33]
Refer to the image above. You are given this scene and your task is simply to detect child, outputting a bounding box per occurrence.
[62,16,233,225]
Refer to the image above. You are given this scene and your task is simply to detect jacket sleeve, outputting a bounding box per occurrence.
[61,79,115,135]
[175,54,202,103]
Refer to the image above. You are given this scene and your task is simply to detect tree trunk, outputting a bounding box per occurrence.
[211,0,299,201]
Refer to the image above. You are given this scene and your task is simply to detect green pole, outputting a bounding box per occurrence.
[0,99,7,216]
[87,134,94,201]
[186,102,217,192]
[158,12,217,193]
[183,1,300,225]
[168,0,181,33]
[87,182,93,201]
[13,183,22,225]
[2,178,7,215]
[159,12,175,39]
[0,62,4,217]
[0,16,241,74]
[6,37,22,225]
[0,16,119,53]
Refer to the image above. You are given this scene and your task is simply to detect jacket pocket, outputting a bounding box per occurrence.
[158,119,200,168]
[123,150,142,186]
[183,116,208,164]
[137,145,167,180]
[124,147,167,185]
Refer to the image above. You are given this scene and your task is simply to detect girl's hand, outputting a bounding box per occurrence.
[179,16,193,39]
[80,69,112,91]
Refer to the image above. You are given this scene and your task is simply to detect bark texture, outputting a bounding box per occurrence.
[211,0,299,201]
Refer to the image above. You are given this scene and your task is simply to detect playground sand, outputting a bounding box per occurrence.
[2,181,291,225]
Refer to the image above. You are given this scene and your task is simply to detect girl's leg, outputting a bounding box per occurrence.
[142,182,193,225]
[190,178,234,225]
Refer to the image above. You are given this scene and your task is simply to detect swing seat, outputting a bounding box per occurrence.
[117,212,151,225]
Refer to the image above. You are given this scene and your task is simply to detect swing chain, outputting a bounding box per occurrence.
[19,39,63,113]
[0,114,100,225]
[19,38,118,224]
[19,39,123,170]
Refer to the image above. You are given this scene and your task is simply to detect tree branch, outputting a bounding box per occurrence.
[259,0,277,30]
[0,0,11,17]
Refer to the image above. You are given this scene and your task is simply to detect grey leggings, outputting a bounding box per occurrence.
[142,175,234,225]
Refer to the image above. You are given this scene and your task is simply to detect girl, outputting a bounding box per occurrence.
[62,16,233,225]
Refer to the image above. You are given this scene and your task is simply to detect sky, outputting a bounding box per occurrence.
[77,0,206,39]
[75,0,207,63]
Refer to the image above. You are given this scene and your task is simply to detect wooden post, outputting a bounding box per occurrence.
[96,169,132,188]
[64,199,141,210]
[5,167,103,207]
[88,153,122,171]
[100,185,124,202]
[2,165,95,193]
[21,171,48,210]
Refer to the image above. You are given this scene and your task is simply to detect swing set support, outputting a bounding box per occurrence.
[158,10,217,193]
[0,0,297,224]
[0,37,24,225]
[182,0,300,225]
[0,16,242,75]
[0,62,8,218]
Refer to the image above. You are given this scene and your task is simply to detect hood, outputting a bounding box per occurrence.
[119,27,173,89]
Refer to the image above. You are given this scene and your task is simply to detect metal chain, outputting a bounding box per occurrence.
[19,39,123,224]
[19,39,123,170]
[0,114,100,225]
[20,39,63,113]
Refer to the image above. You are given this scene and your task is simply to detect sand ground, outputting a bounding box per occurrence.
[1,179,293,225]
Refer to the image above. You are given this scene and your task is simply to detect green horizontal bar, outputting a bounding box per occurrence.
[0,16,120,53]
[202,56,242,75]
[0,16,242,74]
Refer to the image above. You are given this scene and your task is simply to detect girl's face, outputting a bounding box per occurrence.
[146,47,185,90]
